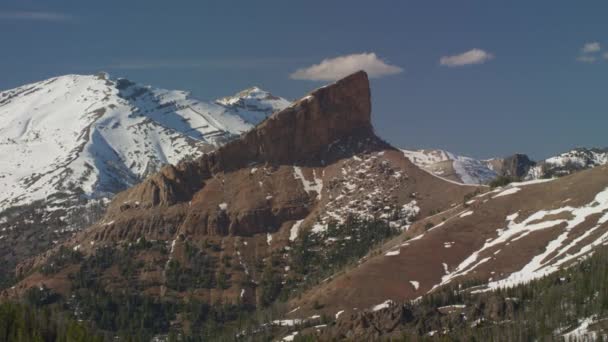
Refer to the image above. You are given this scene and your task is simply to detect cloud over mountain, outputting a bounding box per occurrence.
[290,53,403,81]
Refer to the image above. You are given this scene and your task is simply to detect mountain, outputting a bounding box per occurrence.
[0,73,289,215]
[401,149,498,184]
[526,147,608,180]
[2,71,608,341]
[3,71,478,336]
[403,147,608,186]
[0,73,289,288]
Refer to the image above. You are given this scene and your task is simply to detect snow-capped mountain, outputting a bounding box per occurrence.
[526,148,608,179]
[0,73,290,214]
[401,149,497,184]
[402,147,608,185]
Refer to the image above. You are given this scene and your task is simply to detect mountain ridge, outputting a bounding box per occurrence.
[403,148,608,185]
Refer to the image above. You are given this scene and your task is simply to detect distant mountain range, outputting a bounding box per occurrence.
[402,148,608,185]
[527,147,608,179]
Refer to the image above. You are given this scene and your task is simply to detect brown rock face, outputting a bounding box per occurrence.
[107,71,373,213]
[488,153,536,179]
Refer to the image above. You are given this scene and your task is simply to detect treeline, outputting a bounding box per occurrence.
[0,301,104,342]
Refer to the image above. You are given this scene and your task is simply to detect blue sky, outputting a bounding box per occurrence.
[1,0,607,159]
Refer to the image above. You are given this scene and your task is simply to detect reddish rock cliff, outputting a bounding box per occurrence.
[107,71,373,211]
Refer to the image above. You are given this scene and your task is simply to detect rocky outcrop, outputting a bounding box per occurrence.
[487,153,535,179]
[107,71,373,214]
[314,295,521,340]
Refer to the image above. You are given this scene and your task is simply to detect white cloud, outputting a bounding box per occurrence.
[290,53,403,81]
[604,52,608,60]
[581,42,601,53]
[439,49,494,67]
[577,55,597,63]
[0,11,72,22]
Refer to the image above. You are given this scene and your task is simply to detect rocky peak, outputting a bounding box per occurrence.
[107,71,373,211]
[216,86,277,104]
[217,70,372,167]
[487,153,535,179]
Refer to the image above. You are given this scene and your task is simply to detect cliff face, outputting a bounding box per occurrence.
[488,153,536,179]
[107,71,373,212]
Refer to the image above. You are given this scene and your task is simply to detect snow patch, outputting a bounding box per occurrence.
[493,187,521,198]
[372,300,394,312]
[562,316,598,341]
[459,211,473,218]
[282,331,299,341]
[289,220,303,241]
[293,166,323,200]
[385,249,400,256]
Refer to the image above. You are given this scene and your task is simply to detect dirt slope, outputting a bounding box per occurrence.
[287,164,608,319]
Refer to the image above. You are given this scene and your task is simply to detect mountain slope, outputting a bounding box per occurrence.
[285,165,608,321]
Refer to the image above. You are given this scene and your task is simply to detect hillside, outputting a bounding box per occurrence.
[281,164,608,323]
